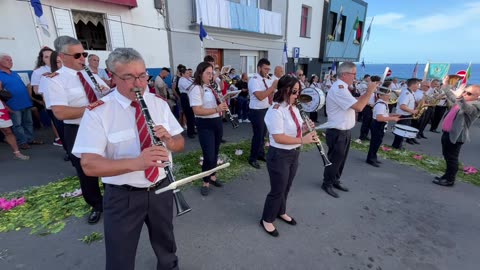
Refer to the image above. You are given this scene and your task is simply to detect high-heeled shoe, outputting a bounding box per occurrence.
[259,220,279,237]
[277,215,297,226]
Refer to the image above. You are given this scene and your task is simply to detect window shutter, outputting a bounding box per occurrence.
[106,15,125,50]
[52,8,76,38]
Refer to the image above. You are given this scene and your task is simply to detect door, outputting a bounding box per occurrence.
[205,48,223,67]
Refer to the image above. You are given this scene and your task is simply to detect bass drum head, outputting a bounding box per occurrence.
[299,87,325,112]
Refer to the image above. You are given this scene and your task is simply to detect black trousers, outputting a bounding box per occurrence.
[309,111,318,122]
[367,120,386,162]
[431,106,448,131]
[64,124,103,211]
[249,108,268,162]
[392,117,412,149]
[180,93,196,136]
[262,146,300,223]
[323,129,351,186]
[103,181,178,270]
[441,132,463,182]
[46,109,68,153]
[417,107,434,135]
[196,117,223,183]
[359,105,373,140]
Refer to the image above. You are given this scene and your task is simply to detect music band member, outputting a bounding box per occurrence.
[248,58,278,169]
[178,65,196,139]
[46,36,109,224]
[322,62,377,198]
[433,79,480,187]
[189,62,228,196]
[366,81,400,167]
[391,78,420,149]
[260,75,318,237]
[72,48,184,270]
[359,75,381,141]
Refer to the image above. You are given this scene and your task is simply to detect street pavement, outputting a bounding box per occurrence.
[1,115,479,270]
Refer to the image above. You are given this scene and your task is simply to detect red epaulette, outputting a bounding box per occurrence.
[155,94,168,102]
[273,104,280,109]
[87,100,105,110]
[46,72,59,78]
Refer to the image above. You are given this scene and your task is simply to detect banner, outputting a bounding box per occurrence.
[427,63,450,80]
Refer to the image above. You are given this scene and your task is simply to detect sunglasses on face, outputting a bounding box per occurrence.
[463,91,474,96]
[291,90,299,95]
[64,52,88,59]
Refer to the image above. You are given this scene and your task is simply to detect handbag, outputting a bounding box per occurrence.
[0,89,12,102]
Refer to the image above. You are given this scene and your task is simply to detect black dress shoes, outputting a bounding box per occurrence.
[430,129,440,133]
[412,138,420,144]
[257,156,267,162]
[432,178,454,187]
[260,220,279,237]
[249,160,261,169]
[321,184,339,198]
[88,210,102,224]
[434,175,446,180]
[200,186,209,196]
[406,139,415,145]
[419,133,427,139]
[366,160,380,167]
[333,183,349,192]
[209,179,224,187]
[277,215,297,226]
[187,134,195,139]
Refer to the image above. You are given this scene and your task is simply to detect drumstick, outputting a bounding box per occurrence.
[155,163,231,194]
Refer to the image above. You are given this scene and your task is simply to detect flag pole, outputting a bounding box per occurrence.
[28,3,44,49]
[360,16,374,54]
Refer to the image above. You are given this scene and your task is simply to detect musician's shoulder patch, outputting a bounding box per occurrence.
[154,94,168,102]
[253,76,258,79]
[46,72,59,78]
[406,91,410,95]
[273,104,280,109]
[87,100,105,110]
[338,85,344,89]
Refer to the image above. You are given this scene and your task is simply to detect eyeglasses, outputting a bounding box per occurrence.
[345,72,357,76]
[291,90,299,95]
[63,52,88,59]
[298,74,304,77]
[463,91,474,96]
[112,72,149,83]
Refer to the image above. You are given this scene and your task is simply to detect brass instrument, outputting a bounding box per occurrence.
[132,88,191,216]
[412,90,444,120]
[447,75,462,87]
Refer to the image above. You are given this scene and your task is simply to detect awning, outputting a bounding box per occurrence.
[96,0,138,8]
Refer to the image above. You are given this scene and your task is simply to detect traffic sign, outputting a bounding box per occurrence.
[293,47,300,59]
[387,69,392,77]
[456,70,466,78]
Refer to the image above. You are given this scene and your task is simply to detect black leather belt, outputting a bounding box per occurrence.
[106,178,166,191]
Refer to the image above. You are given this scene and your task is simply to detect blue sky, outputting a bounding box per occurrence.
[362,0,480,64]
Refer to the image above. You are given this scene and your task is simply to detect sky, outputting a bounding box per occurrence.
[361,0,480,64]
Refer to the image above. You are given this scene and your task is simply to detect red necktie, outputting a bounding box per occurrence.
[77,72,98,103]
[263,79,273,105]
[289,106,302,138]
[208,86,223,116]
[131,101,158,182]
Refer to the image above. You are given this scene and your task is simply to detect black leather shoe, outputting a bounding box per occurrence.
[277,215,297,226]
[260,220,279,237]
[200,186,209,196]
[321,184,339,198]
[430,129,440,133]
[375,160,382,164]
[257,156,267,162]
[63,154,70,162]
[419,134,427,139]
[434,175,446,180]
[432,179,454,187]
[412,139,420,144]
[249,160,261,169]
[333,183,349,192]
[88,210,102,224]
[366,160,380,167]
[209,179,223,187]
[406,139,415,145]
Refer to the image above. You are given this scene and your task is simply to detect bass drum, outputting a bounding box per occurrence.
[299,87,325,112]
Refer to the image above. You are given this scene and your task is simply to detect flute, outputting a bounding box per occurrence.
[295,100,332,167]
[132,87,191,216]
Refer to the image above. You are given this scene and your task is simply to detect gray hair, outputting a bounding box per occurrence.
[337,62,356,76]
[106,48,144,73]
[0,53,11,60]
[88,54,98,60]
[54,36,81,53]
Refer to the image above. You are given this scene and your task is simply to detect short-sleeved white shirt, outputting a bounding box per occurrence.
[46,66,108,124]
[30,65,51,87]
[395,89,416,115]
[178,77,193,94]
[248,73,272,109]
[373,100,389,120]
[188,84,220,118]
[414,90,424,102]
[72,90,183,187]
[265,102,304,150]
[38,76,53,109]
[325,79,358,130]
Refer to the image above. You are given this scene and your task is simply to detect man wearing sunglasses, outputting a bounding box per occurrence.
[45,36,109,224]
[433,77,480,187]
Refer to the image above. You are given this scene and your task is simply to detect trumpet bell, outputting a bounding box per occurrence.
[447,75,462,86]
[297,94,313,103]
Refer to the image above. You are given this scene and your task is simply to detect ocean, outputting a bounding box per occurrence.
[355,63,480,85]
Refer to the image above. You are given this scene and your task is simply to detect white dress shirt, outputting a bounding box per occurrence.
[178,77,193,94]
[30,65,51,87]
[188,84,220,119]
[395,89,416,115]
[373,100,389,120]
[248,73,272,109]
[325,79,358,130]
[46,66,108,124]
[72,90,183,187]
[265,102,303,150]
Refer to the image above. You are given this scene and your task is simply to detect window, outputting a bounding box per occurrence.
[240,55,258,76]
[300,6,311,38]
[72,11,107,50]
[354,21,364,44]
[327,11,337,40]
[328,11,345,41]
[240,0,258,8]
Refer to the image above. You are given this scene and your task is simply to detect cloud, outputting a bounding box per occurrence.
[368,13,404,26]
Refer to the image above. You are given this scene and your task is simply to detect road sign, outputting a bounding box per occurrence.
[293,47,300,59]
[387,69,392,77]
[456,70,466,78]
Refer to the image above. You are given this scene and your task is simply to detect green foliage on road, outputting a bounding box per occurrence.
[79,232,103,244]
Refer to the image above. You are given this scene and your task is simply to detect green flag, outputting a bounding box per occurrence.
[427,63,450,80]
[353,16,359,30]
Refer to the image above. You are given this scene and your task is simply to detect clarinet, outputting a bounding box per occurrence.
[132,88,191,216]
[210,81,239,129]
[83,65,113,97]
[295,100,332,167]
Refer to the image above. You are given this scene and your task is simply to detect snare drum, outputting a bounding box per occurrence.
[392,124,419,138]
[299,87,325,112]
